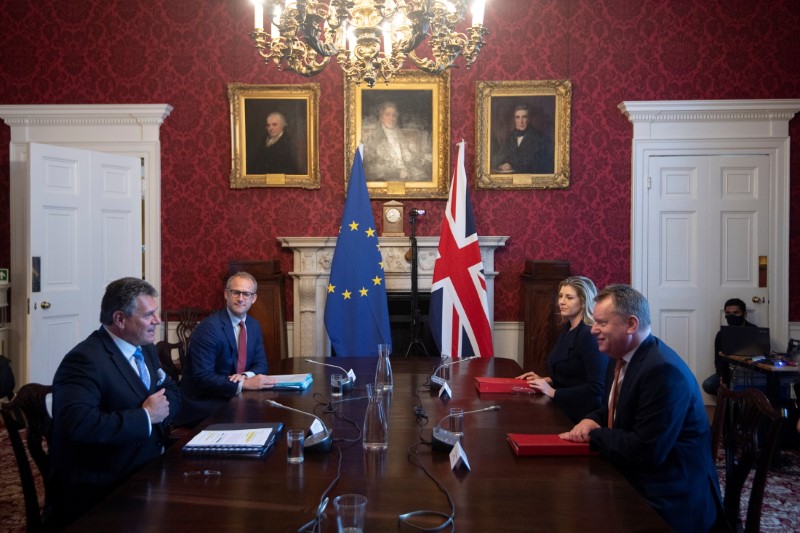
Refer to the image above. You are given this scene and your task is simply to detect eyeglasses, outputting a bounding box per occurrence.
[226,289,255,300]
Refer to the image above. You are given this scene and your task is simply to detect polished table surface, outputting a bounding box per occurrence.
[71,357,669,532]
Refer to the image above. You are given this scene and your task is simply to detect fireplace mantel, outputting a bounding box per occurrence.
[280,236,509,357]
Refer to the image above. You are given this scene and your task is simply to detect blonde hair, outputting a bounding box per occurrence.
[559,276,598,325]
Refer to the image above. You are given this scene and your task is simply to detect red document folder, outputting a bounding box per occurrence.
[474,376,527,393]
[506,433,597,456]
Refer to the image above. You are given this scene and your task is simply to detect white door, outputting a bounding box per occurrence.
[29,143,142,384]
[646,154,770,397]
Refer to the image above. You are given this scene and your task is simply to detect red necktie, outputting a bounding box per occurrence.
[608,359,625,428]
[237,321,247,374]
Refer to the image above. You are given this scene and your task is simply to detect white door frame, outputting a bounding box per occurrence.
[0,104,171,384]
[620,99,800,352]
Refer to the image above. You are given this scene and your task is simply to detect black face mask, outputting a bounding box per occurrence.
[725,314,745,327]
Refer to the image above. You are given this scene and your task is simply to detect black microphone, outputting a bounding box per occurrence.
[430,355,480,390]
[304,359,355,392]
[264,399,333,453]
[409,208,426,216]
[431,405,501,452]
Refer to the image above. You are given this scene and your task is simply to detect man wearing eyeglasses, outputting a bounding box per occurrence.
[177,271,275,426]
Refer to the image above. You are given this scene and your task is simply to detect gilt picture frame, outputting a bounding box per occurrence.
[345,70,450,199]
[228,83,320,189]
[475,80,572,189]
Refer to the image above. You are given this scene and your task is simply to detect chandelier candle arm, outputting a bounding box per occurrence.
[249,0,489,87]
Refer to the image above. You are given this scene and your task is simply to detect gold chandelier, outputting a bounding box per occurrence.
[250,0,488,87]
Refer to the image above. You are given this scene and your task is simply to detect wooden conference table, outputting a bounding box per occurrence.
[71,357,669,532]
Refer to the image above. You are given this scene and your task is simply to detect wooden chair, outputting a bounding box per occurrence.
[156,307,206,382]
[710,385,784,533]
[1,383,53,531]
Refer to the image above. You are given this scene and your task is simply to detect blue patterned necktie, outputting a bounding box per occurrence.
[132,347,151,389]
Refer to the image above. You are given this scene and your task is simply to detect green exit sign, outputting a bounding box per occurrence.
[0,269,7,282]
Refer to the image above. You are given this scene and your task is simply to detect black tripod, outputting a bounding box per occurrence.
[404,209,429,357]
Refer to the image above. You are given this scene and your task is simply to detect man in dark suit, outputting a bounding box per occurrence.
[49,277,181,529]
[560,284,722,532]
[249,111,299,175]
[177,272,274,426]
[493,104,554,174]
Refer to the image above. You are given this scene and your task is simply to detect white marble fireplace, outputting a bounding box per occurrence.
[280,236,509,357]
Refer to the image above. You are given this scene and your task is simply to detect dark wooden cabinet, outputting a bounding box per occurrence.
[229,260,287,373]
[521,260,570,373]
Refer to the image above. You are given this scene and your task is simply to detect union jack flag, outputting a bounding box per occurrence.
[429,141,494,358]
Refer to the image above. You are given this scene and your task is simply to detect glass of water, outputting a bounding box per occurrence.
[287,428,305,464]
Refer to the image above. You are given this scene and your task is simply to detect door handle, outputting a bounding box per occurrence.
[40,301,51,309]
[751,296,765,304]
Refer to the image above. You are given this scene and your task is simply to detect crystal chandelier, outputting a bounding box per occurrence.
[250,1,488,87]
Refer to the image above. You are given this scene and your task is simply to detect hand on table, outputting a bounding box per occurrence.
[559,419,600,443]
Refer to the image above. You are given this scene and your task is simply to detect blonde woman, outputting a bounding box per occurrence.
[516,276,608,422]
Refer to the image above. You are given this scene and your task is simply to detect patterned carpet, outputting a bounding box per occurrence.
[0,420,798,531]
[0,421,43,533]
[731,447,800,532]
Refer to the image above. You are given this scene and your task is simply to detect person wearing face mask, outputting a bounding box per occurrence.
[701,298,756,395]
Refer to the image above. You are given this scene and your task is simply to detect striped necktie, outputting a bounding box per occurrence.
[132,347,151,389]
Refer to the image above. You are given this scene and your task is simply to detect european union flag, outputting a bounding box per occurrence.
[324,147,392,356]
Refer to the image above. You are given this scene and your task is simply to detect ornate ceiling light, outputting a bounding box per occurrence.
[250,0,488,87]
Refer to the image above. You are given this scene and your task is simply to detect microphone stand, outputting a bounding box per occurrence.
[431,405,501,452]
[405,209,429,357]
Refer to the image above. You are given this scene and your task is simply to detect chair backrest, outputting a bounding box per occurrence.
[1,383,53,531]
[710,385,784,533]
[157,307,208,382]
[155,339,182,382]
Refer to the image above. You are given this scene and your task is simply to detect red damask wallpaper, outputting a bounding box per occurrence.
[1,0,799,323]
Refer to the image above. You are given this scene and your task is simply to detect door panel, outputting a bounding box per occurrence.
[647,154,769,399]
[712,157,769,326]
[29,143,141,385]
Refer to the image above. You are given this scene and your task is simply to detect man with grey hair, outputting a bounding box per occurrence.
[250,110,299,174]
[49,277,181,529]
[363,101,432,181]
[560,284,722,532]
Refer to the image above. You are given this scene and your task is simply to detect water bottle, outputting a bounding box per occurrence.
[375,343,393,392]
[362,383,388,451]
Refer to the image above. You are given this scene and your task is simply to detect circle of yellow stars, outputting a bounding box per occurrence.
[327,220,385,301]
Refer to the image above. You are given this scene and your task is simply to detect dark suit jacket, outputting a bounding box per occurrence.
[178,309,268,424]
[548,321,609,423]
[249,133,299,175]
[586,335,722,532]
[49,327,181,525]
[494,127,554,174]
